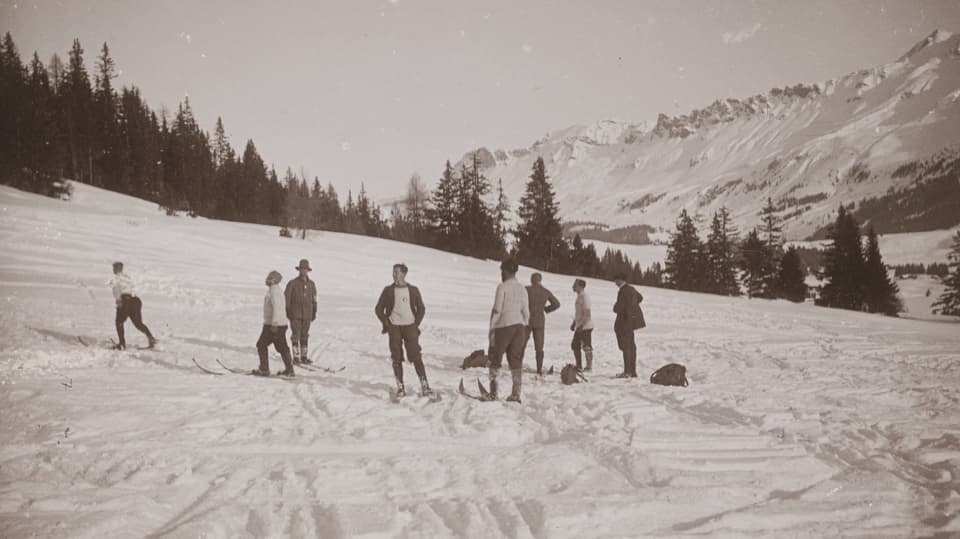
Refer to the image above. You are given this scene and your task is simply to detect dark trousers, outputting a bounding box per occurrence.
[387,324,426,384]
[115,295,153,347]
[256,325,293,372]
[491,324,526,371]
[571,329,593,370]
[524,326,546,374]
[615,329,637,376]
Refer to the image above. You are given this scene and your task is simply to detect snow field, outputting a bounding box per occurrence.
[0,183,958,537]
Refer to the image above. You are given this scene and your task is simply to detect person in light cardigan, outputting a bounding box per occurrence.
[254,270,294,377]
[109,261,156,350]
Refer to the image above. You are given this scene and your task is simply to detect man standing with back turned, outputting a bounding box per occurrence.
[613,272,645,378]
[525,272,560,375]
[487,259,530,402]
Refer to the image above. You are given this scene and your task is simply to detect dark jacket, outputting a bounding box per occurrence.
[526,284,560,328]
[613,283,645,332]
[285,275,317,321]
[375,283,425,331]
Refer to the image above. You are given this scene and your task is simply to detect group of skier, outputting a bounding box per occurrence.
[109,256,646,402]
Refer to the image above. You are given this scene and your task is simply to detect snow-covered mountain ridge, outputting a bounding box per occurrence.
[457,30,960,241]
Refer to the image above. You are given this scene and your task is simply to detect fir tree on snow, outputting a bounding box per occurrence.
[704,206,740,296]
[427,161,461,251]
[777,247,808,303]
[515,157,566,272]
[739,229,767,298]
[932,230,960,316]
[862,225,901,315]
[664,209,704,292]
[819,205,867,311]
[758,198,785,298]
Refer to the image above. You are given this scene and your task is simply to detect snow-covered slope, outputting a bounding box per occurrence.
[461,30,960,241]
[1,183,959,537]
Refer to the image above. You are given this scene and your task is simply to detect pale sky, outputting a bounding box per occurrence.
[5,0,960,198]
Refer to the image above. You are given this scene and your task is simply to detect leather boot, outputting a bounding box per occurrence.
[487,367,499,400]
[506,369,522,403]
[291,342,301,364]
[300,342,312,364]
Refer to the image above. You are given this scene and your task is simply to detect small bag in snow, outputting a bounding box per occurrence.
[461,349,489,369]
[650,363,689,387]
[560,364,582,385]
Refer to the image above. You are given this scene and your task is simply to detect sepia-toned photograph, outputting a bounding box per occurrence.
[1,1,959,537]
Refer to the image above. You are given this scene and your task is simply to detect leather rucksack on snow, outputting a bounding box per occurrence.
[650,363,689,387]
[560,364,584,385]
[461,349,489,369]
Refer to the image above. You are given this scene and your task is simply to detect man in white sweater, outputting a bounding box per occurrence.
[109,261,156,350]
[254,270,295,377]
[570,278,594,371]
[488,259,530,402]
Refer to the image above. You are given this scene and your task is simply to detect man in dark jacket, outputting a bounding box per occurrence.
[285,259,317,364]
[374,263,432,397]
[525,272,560,375]
[613,272,645,378]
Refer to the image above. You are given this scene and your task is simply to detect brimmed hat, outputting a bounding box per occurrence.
[295,259,312,271]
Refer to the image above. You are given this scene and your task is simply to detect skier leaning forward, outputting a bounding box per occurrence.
[285,258,317,365]
[487,259,530,403]
[253,270,295,377]
[109,261,157,350]
[375,263,433,397]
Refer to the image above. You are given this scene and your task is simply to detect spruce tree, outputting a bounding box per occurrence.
[777,247,808,302]
[428,161,461,250]
[515,157,565,272]
[862,225,901,315]
[705,206,740,295]
[820,205,866,310]
[759,197,784,297]
[93,42,120,189]
[63,39,94,184]
[664,209,704,291]
[739,229,767,298]
[932,230,960,316]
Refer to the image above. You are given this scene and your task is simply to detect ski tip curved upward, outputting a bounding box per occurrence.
[458,378,466,393]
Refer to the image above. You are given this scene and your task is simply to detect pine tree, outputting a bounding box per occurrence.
[758,197,784,297]
[515,157,566,271]
[705,206,740,295]
[664,209,704,291]
[739,229,767,298]
[427,161,461,250]
[862,225,901,315]
[777,247,808,303]
[0,33,27,173]
[93,42,120,189]
[820,205,866,310]
[494,178,510,251]
[932,230,960,316]
[63,38,94,184]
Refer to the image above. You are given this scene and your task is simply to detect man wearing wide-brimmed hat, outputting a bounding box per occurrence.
[284,258,318,364]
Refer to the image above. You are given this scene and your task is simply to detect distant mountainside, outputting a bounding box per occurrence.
[456,30,960,242]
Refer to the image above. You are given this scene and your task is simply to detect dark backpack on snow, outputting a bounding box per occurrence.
[561,364,583,385]
[650,363,689,387]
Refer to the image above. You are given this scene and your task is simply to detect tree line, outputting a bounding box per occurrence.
[0,33,650,283]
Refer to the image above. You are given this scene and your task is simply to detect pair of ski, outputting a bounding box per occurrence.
[296,361,346,374]
[191,358,343,377]
[458,378,496,401]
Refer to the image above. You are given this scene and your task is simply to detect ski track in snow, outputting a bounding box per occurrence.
[1,183,959,538]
